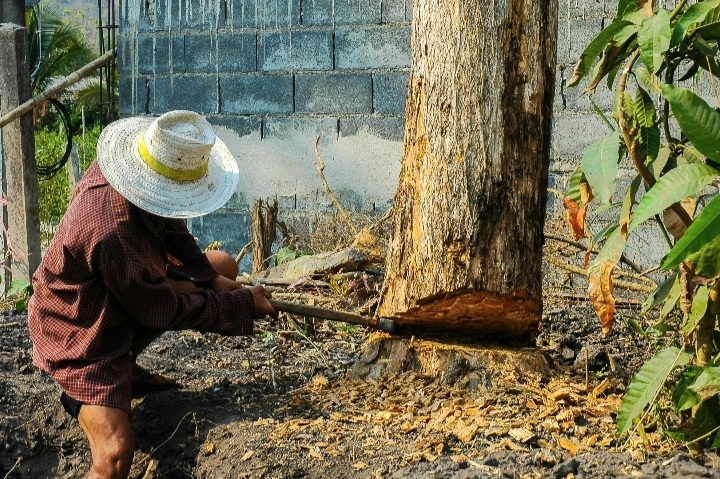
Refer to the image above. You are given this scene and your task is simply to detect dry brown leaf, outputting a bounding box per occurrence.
[557,437,583,456]
[579,179,595,205]
[563,197,588,240]
[508,427,535,443]
[588,261,616,336]
[663,198,695,240]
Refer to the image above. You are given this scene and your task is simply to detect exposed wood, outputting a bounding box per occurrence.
[0,48,116,128]
[350,335,550,385]
[251,198,278,273]
[378,0,558,338]
[0,24,41,286]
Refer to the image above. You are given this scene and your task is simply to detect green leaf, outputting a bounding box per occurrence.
[8,280,31,296]
[617,346,693,438]
[637,125,660,164]
[684,285,710,336]
[689,366,720,399]
[650,147,671,179]
[582,133,621,205]
[640,273,678,316]
[634,64,662,93]
[592,226,627,269]
[620,175,643,234]
[638,9,671,73]
[663,195,720,269]
[671,0,720,46]
[695,20,720,40]
[275,247,298,266]
[565,167,585,204]
[634,88,656,128]
[673,365,704,412]
[568,21,634,87]
[589,95,616,132]
[659,276,681,321]
[616,0,641,19]
[661,84,720,162]
[683,146,708,164]
[628,163,719,231]
[686,234,720,277]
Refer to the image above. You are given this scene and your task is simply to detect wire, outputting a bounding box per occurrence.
[36,98,73,180]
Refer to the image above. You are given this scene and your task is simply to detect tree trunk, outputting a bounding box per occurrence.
[378,0,558,339]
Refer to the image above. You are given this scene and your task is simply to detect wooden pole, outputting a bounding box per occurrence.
[0,48,116,129]
[0,24,41,285]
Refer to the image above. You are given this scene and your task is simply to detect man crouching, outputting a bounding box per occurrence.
[28,110,277,479]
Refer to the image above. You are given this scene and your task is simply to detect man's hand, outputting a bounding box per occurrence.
[209,275,242,294]
[248,285,278,319]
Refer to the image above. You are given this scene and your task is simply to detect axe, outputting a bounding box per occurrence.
[244,273,398,333]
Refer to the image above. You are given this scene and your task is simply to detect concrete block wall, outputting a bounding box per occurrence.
[119,0,411,252]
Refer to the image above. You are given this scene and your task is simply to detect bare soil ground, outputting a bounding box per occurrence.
[2,295,720,479]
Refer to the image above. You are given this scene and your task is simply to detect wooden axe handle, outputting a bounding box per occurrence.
[268,299,397,333]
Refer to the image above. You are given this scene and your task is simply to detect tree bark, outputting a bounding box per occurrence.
[378,0,558,338]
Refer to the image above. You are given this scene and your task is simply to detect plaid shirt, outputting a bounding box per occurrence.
[28,161,254,412]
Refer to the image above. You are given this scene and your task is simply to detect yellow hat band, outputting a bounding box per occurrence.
[138,134,208,182]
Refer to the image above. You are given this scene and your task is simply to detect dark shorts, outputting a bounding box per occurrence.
[60,391,83,419]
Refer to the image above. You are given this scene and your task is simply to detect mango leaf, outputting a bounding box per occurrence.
[690,366,720,399]
[616,0,641,19]
[617,346,693,438]
[628,163,719,231]
[683,146,707,164]
[634,87,656,127]
[650,147,671,179]
[672,365,704,412]
[661,84,720,162]
[687,38,720,78]
[582,133,621,205]
[620,175,643,236]
[695,20,720,40]
[565,167,585,203]
[663,195,720,269]
[633,64,662,93]
[563,197,588,240]
[686,234,720,277]
[589,95,616,131]
[689,400,720,445]
[592,226,628,269]
[683,284,710,337]
[659,276,681,321]
[671,0,720,46]
[588,260,617,336]
[637,125,660,164]
[568,21,634,87]
[638,9,671,73]
[640,273,678,316]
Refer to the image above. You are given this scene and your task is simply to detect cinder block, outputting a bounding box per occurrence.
[207,114,263,138]
[220,74,293,114]
[381,0,411,23]
[373,71,408,114]
[190,211,252,254]
[149,75,218,114]
[553,65,615,112]
[218,33,257,73]
[126,34,185,74]
[303,0,381,26]
[119,76,148,115]
[552,112,615,158]
[119,2,154,32]
[226,0,301,29]
[185,35,217,73]
[339,116,405,141]
[336,26,410,69]
[150,0,229,31]
[558,0,612,18]
[258,30,333,71]
[263,117,338,140]
[295,73,372,114]
[568,18,603,67]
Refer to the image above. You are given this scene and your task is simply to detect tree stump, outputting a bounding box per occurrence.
[350,334,550,390]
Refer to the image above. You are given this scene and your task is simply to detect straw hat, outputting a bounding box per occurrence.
[96,110,239,218]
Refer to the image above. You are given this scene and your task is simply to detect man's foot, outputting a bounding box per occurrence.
[131,365,179,396]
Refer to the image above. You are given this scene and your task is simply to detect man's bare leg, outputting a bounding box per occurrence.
[78,405,134,479]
